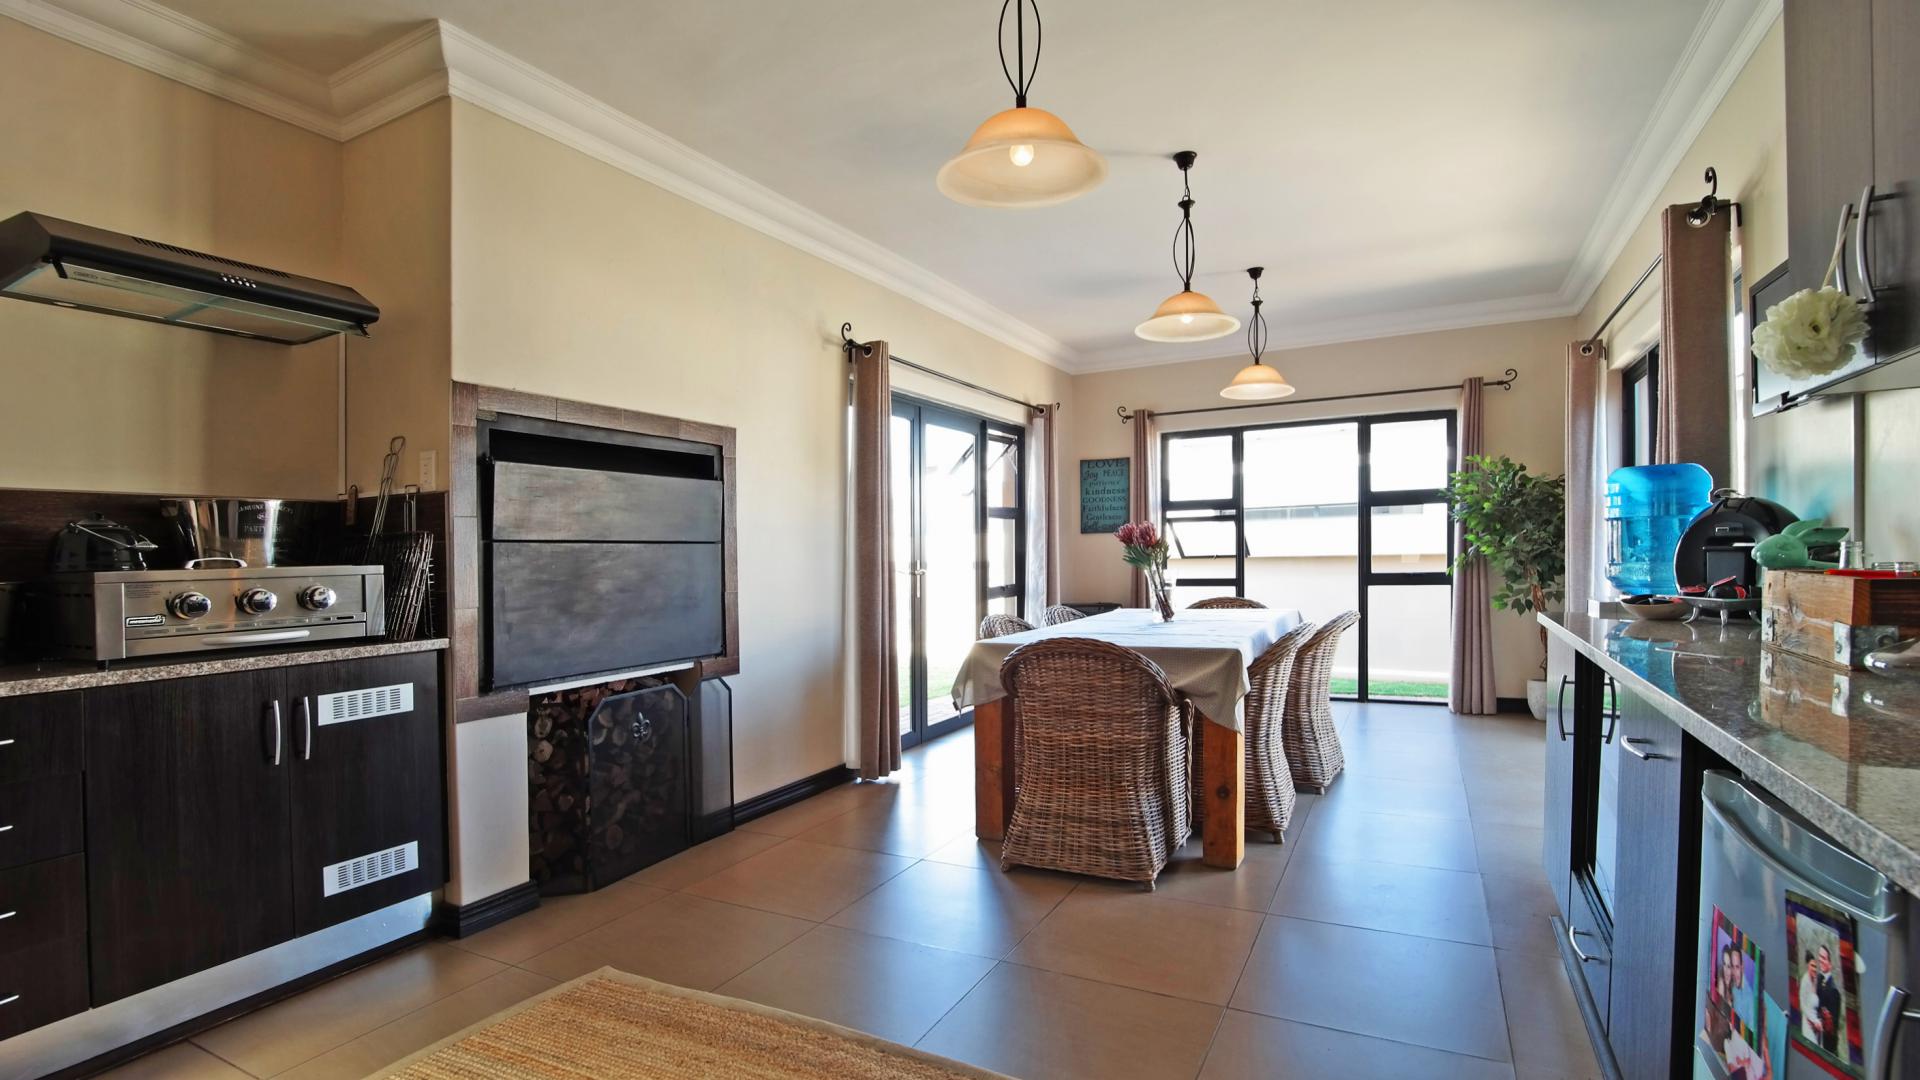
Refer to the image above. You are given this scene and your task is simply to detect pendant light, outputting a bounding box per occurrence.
[937,0,1107,208]
[1135,151,1240,343]
[1221,267,1295,400]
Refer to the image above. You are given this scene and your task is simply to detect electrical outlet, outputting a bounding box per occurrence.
[419,449,437,490]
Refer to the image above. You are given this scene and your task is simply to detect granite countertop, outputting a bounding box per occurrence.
[0,637,450,699]
[1541,611,1920,894]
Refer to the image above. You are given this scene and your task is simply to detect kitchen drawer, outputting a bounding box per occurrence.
[0,774,84,869]
[0,935,90,1040]
[1567,886,1613,1032]
[0,854,85,959]
[0,691,82,782]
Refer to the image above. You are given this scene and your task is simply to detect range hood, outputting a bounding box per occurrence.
[0,212,378,345]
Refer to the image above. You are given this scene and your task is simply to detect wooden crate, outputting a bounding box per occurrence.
[1761,569,1920,668]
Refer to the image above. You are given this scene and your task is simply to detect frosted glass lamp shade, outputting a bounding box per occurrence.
[1134,290,1241,342]
[937,107,1108,208]
[1220,362,1295,400]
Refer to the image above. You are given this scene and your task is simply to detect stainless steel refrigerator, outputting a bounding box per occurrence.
[1695,771,1913,1079]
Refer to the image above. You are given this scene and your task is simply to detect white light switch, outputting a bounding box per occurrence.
[419,449,437,490]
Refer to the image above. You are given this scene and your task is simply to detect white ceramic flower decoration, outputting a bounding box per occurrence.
[1751,286,1868,379]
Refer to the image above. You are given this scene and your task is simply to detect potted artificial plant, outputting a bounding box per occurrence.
[1443,454,1566,720]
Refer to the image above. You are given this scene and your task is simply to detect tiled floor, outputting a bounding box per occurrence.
[104,702,1601,1080]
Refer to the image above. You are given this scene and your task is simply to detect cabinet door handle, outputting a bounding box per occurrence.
[1621,737,1668,761]
[1832,201,1855,295]
[0,994,17,1007]
[1855,183,1878,305]
[300,697,313,761]
[1567,925,1604,964]
[1869,984,1920,1080]
[1555,676,1572,740]
[267,701,282,766]
[0,738,14,747]
[0,911,14,920]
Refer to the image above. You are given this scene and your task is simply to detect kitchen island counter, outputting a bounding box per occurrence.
[0,637,448,699]
[1542,610,1920,893]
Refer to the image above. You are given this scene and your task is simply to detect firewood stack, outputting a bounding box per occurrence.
[528,675,692,895]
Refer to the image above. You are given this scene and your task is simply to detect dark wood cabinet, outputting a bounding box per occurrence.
[284,652,445,935]
[1542,631,1578,920]
[0,854,89,1039]
[1869,0,1920,361]
[1785,0,1874,300]
[0,691,81,783]
[84,669,294,1005]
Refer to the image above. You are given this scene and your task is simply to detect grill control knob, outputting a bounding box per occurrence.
[237,588,278,615]
[298,585,337,611]
[168,591,212,620]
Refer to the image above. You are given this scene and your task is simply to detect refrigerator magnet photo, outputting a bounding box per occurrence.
[1786,890,1865,1078]
[1701,906,1772,1080]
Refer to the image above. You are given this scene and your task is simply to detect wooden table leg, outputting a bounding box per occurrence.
[973,698,1013,840]
[1199,711,1245,869]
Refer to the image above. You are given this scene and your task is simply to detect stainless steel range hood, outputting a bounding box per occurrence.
[0,212,378,345]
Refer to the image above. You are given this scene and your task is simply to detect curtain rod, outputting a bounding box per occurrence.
[1115,368,1517,423]
[1578,167,1737,357]
[840,323,1057,415]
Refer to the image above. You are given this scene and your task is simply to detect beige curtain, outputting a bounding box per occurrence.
[1126,408,1159,608]
[1449,378,1496,714]
[1565,341,1603,615]
[849,340,899,780]
[1024,404,1060,613]
[1657,204,1733,484]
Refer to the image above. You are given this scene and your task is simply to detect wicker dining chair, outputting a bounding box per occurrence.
[999,638,1190,887]
[1187,597,1268,610]
[1283,610,1360,792]
[978,613,1035,639]
[1190,621,1316,841]
[1040,604,1088,626]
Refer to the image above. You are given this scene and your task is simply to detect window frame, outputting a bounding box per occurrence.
[1621,346,1659,468]
[1159,407,1457,701]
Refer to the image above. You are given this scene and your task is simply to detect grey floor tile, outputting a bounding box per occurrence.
[1269,857,1493,946]
[1496,946,1604,1078]
[1296,806,1480,872]
[1199,1008,1516,1080]
[1232,914,1511,1061]
[717,925,995,1045]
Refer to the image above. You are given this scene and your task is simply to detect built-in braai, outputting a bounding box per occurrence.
[478,414,726,690]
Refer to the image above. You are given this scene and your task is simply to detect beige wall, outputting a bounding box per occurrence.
[447,101,1073,799]
[342,101,453,496]
[1063,317,1572,697]
[0,18,343,498]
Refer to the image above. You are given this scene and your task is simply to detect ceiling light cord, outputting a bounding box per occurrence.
[1246,268,1267,365]
[997,0,1043,108]
[1172,154,1198,291]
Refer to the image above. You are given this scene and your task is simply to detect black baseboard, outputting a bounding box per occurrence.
[733,764,855,825]
[1497,695,1532,715]
[436,880,541,939]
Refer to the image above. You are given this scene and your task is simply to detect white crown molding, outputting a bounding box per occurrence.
[1074,291,1578,375]
[1553,0,1782,314]
[3,0,1780,374]
[0,0,1078,368]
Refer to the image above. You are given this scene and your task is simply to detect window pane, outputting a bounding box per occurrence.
[1166,435,1234,502]
[1366,584,1452,700]
[1370,418,1449,491]
[892,414,914,720]
[1630,374,1653,467]
[1369,503,1450,573]
[986,432,1020,509]
[987,516,1017,587]
[1166,512,1237,558]
[1244,423,1358,559]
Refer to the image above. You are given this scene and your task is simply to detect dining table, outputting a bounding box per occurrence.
[952,605,1304,870]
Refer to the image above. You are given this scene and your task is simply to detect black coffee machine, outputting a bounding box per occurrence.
[1672,489,1799,596]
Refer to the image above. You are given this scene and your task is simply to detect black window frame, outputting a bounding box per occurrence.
[1621,346,1659,468]
[1160,408,1457,702]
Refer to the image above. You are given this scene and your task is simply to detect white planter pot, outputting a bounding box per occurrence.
[1525,678,1548,721]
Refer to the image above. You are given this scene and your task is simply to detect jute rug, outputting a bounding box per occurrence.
[378,967,1013,1079]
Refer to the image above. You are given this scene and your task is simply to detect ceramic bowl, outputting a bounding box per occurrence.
[1621,596,1689,621]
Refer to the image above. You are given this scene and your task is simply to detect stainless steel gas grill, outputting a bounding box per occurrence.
[42,565,384,664]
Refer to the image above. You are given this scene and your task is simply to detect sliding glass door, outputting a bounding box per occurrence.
[1162,410,1455,703]
[892,397,1024,747]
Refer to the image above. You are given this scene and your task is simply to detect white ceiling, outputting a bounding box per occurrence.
[38,0,1756,369]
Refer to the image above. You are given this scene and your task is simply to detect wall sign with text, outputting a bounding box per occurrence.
[1079,457,1130,534]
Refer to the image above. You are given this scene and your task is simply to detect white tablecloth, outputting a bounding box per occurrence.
[951,607,1304,732]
